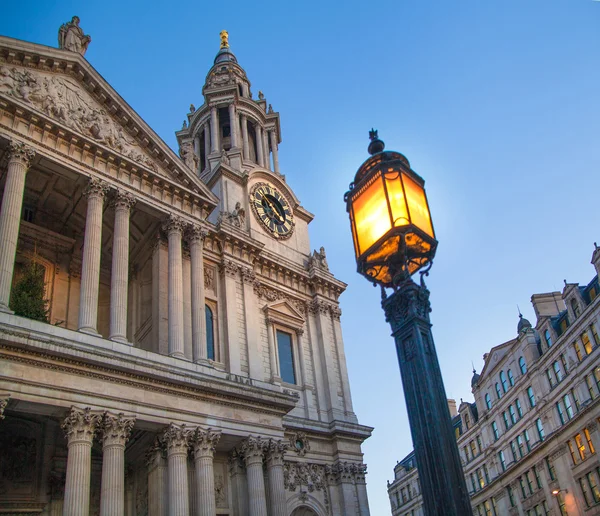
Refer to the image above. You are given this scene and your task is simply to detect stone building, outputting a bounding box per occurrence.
[0,20,372,516]
[388,246,600,516]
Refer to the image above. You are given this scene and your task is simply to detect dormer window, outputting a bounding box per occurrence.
[544,329,552,348]
[571,298,581,318]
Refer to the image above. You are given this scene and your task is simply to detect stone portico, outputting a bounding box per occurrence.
[0,20,371,516]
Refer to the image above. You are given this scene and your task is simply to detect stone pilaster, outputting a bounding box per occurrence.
[188,226,207,363]
[61,407,103,516]
[146,438,168,516]
[265,318,281,383]
[163,423,191,516]
[269,129,280,174]
[265,439,289,516]
[78,178,109,334]
[220,259,242,374]
[99,412,135,516]
[241,114,250,161]
[210,107,219,153]
[256,125,265,167]
[229,103,238,148]
[0,141,35,312]
[355,464,370,515]
[203,122,211,171]
[109,191,135,343]
[164,216,185,359]
[229,449,248,516]
[191,428,222,516]
[262,129,270,170]
[241,436,268,516]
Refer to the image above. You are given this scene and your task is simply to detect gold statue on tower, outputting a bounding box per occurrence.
[220,30,229,49]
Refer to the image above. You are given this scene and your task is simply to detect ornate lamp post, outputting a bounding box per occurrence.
[344,130,472,516]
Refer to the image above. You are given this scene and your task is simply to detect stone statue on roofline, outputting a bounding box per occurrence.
[58,16,91,56]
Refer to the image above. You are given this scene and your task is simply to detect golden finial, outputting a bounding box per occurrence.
[220,30,229,49]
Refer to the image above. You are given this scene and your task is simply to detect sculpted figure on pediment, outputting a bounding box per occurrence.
[58,16,91,56]
[179,141,198,171]
[0,66,158,172]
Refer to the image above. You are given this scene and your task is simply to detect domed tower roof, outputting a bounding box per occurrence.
[203,31,252,98]
[517,313,532,334]
[214,30,238,64]
[471,368,480,388]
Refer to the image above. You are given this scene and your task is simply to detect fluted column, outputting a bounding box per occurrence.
[269,130,280,174]
[241,436,268,516]
[0,141,35,312]
[109,192,135,343]
[263,130,270,171]
[210,107,219,153]
[241,115,250,161]
[255,125,265,167]
[78,178,109,334]
[99,413,135,516]
[229,104,238,148]
[188,226,207,363]
[163,424,191,516]
[61,407,103,516]
[266,440,289,516]
[146,439,168,516]
[164,216,185,359]
[203,123,211,171]
[191,428,222,516]
[229,449,248,516]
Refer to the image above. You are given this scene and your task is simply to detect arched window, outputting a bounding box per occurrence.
[500,371,508,393]
[508,369,515,386]
[519,356,527,375]
[485,393,492,410]
[495,383,502,400]
[544,329,552,348]
[571,298,581,318]
[205,305,215,360]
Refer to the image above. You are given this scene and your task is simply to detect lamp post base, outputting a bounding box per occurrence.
[382,277,472,516]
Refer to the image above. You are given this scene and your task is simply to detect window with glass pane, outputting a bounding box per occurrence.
[573,341,583,361]
[484,465,490,484]
[519,477,527,498]
[205,305,215,360]
[526,471,535,494]
[276,330,296,384]
[563,395,574,419]
[556,402,565,425]
[516,435,525,458]
[561,354,569,374]
[545,457,556,480]
[582,333,593,355]
[516,398,523,417]
[500,371,508,393]
[544,329,552,348]
[558,493,567,515]
[509,405,517,424]
[477,468,485,488]
[575,433,587,461]
[571,389,580,411]
[470,440,477,458]
[527,386,536,407]
[568,441,578,465]
[533,465,542,488]
[485,393,492,410]
[483,500,492,516]
[591,325,600,346]
[508,369,514,386]
[584,428,595,454]
[507,485,515,507]
[471,474,477,493]
[511,441,518,462]
[571,298,581,317]
[464,445,470,462]
[587,471,600,503]
[477,436,483,453]
[503,411,510,430]
[595,367,600,391]
[498,450,506,471]
[524,429,531,451]
[492,421,499,441]
[553,361,563,382]
[519,356,527,374]
[546,369,555,388]
[586,375,597,399]
[495,383,502,400]
[580,477,594,507]
[536,419,545,441]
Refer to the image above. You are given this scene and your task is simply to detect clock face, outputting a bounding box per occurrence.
[250,182,294,239]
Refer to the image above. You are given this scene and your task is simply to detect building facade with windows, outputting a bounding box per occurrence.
[0,20,372,516]
[388,246,600,516]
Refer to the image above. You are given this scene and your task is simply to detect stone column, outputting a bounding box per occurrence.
[241,436,268,516]
[265,439,289,516]
[146,439,168,516]
[78,178,109,334]
[256,125,265,167]
[269,129,280,174]
[241,115,250,161]
[99,413,135,516]
[325,466,343,516]
[229,449,248,516]
[355,465,370,515]
[0,141,35,312]
[191,428,222,516]
[109,192,135,343]
[266,318,281,383]
[203,123,211,171]
[229,104,238,148]
[163,424,191,516]
[61,407,103,516]
[210,107,219,153]
[188,226,207,363]
[164,216,186,359]
[263,130,270,171]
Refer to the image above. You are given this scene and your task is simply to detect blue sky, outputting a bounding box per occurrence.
[2,1,599,514]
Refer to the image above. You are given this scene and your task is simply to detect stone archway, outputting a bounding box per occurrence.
[290,507,319,516]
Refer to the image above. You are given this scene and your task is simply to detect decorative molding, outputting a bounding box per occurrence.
[382,279,432,328]
[191,427,221,458]
[266,439,289,467]
[162,215,185,235]
[219,259,239,278]
[241,266,256,284]
[289,432,310,457]
[61,406,103,444]
[187,225,208,245]
[83,177,110,199]
[240,435,268,465]
[101,412,135,447]
[7,139,35,167]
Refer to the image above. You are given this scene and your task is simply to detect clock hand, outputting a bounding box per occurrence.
[264,197,285,223]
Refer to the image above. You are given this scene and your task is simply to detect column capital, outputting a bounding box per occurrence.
[112,190,136,211]
[162,215,186,236]
[191,427,222,459]
[83,177,110,199]
[265,439,289,467]
[241,266,256,284]
[219,259,239,278]
[61,406,104,444]
[162,423,191,454]
[101,412,135,447]
[7,140,35,167]
[187,225,208,244]
[241,436,267,466]
[0,395,9,419]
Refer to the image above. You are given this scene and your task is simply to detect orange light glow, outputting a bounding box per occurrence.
[384,171,409,229]
[352,175,391,256]
[402,173,434,237]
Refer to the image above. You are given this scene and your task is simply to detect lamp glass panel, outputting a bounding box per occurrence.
[384,169,409,228]
[349,210,360,259]
[352,174,392,256]
[402,173,434,237]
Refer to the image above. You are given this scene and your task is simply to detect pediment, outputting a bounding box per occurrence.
[0,40,217,206]
[480,339,515,379]
[263,300,305,327]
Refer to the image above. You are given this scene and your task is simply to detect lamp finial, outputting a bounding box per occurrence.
[220,30,229,49]
[367,128,385,155]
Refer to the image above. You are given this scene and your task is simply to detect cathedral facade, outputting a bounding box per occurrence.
[0,20,371,516]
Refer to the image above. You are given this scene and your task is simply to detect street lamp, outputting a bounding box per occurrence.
[344,130,473,515]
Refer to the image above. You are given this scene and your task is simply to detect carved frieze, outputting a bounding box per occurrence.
[284,462,326,492]
[215,474,226,507]
[289,432,310,457]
